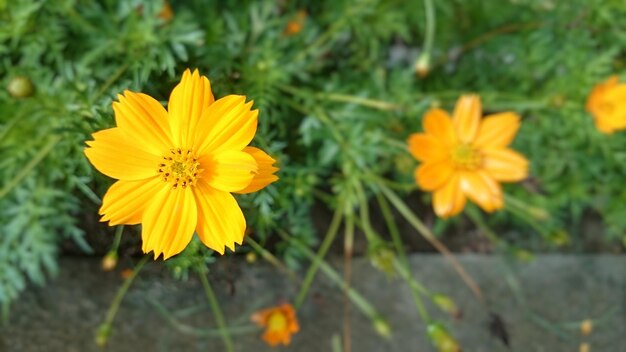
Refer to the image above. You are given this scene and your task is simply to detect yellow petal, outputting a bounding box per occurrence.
[84,128,159,180]
[482,148,529,182]
[415,160,454,191]
[452,94,482,143]
[236,147,279,194]
[473,112,521,148]
[432,173,466,218]
[199,150,257,192]
[141,186,197,260]
[194,180,246,254]
[113,91,173,155]
[459,171,503,212]
[194,95,258,156]
[423,108,456,146]
[407,133,448,162]
[99,177,163,225]
[168,69,215,149]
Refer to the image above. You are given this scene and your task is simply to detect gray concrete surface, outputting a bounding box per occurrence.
[0,254,624,352]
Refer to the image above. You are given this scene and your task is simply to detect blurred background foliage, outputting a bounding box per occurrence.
[0,0,625,309]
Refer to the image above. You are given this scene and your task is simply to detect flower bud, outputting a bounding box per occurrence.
[373,317,392,339]
[95,323,111,347]
[414,53,431,78]
[427,323,461,352]
[432,294,461,319]
[246,251,257,263]
[101,251,118,271]
[369,245,396,278]
[7,76,34,98]
[580,319,592,336]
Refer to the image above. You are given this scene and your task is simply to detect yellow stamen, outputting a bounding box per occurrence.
[451,144,482,170]
[267,311,288,332]
[158,148,202,189]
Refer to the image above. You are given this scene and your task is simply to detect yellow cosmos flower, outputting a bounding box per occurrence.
[408,95,528,218]
[251,303,300,346]
[586,75,626,134]
[85,69,279,259]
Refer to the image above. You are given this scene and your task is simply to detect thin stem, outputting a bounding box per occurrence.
[375,192,432,322]
[96,254,149,346]
[392,259,431,322]
[376,180,484,302]
[278,230,389,336]
[197,268,235,352]
[149,297,258,337]
[111,226,124,253]
[422,0,435,55]
[0,136,60,199]
[246,236,299,282]
[342,213,355,352]
[92,63,129,103]
[294,205,344,309]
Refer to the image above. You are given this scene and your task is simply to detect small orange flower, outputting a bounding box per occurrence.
[283,10,307,36]
[251,303,300,346]
[408,95,529,218]
[158,1,174,21]
[586,75,626,134]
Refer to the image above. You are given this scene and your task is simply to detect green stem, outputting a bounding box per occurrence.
[148,298,258,338]
[96,254,149,346]
[197,268,235,352]
[375,192,432,322]
[279,230,389,337]
[294,205,344,309]
[0,136,60,199]
[342,212,355,352]
[111,226,123,252]
[422,0,435,55]
[392,259,431,322]
[376,180,484,302]
[246,236,298,282]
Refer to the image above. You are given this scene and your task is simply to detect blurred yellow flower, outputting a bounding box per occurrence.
[586,75,626,134]
[85,69,278,259]
[408,95,528,218]
[251,303,300,346]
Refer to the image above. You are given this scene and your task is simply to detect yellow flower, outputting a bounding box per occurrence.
[251,303,300,346]
[85,69,279,259]
[408,95,528,218]
[586,75,626,134]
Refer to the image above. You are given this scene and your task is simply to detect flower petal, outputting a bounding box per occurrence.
[141,186,198,260]
[99,177,163,225]
[432,173,466,218]
[459,171,503,213]
[236,147,279,194]
[407,133,448,162]
[168,69,215,149]
[422,108,456,146]
[194,95,258,156]
[415,160,454,191]
[482,148,529,182]
[473,112,521,148]
[452,94,482,143]
[113,91,173,155]
[199,150,257,192]
[84,128,159,180]
[194,180,246,254]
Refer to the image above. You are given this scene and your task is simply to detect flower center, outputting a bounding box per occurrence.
[267,312,288,332]
[158,148,202,189]
[451,144,482,170]
[598,101,615,115]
